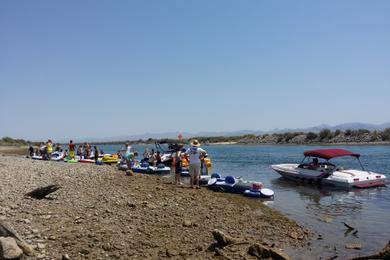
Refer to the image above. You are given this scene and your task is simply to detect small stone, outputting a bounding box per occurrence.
[127,202,136,208]
[36,254,46,259]
[0,237,23,259]
[345,243,362,250]
[196,245,203,251]
[80,248,90,255]
[37,243,46,249]
[319,216,333,223]
[166,248,178,257]
[102,243,112,251]
[183,220,192,227]
[289,231,298,239]
[32,229,39,234]
[62,254,70,260]
[22,219,31,224]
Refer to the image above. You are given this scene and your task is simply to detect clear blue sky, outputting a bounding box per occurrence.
[1,0,389,141]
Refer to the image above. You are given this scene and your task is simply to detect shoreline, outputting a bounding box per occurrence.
[214,141,390,146]
[0,154,313,259]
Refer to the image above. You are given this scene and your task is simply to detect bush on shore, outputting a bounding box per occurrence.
[0,137,31,146]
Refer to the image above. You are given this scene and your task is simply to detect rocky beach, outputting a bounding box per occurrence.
[0,151,312,260]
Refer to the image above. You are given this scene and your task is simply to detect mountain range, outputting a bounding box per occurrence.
[85,122,390,142]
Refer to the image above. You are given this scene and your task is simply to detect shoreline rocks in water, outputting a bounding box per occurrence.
[0,155,311,259]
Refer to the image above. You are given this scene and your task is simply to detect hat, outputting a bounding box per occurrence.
[190,139,200,147]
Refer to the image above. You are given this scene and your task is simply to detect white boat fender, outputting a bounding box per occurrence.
[260,188,274,197]
[208,178,218,186]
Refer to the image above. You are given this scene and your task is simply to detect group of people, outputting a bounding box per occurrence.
[67,140,101,162]
[120,139,208,189]
[29,139,59,160]
[173,139,207,189]
[29,138,209,189]
[29,139,103,162]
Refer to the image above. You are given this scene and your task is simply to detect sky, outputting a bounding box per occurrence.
[1,0,389,141]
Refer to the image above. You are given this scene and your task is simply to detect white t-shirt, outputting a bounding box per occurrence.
[186,146,206,164]
[121,145,132,156]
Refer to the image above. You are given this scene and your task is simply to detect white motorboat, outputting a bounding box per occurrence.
[271,149,387,189]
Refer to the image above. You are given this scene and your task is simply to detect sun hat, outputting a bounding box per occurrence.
[190,139,200,147]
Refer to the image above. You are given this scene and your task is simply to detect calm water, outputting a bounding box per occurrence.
[98,144,390,258]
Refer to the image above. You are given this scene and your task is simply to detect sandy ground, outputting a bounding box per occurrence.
[0,152,314,259]
[0,146,28,156]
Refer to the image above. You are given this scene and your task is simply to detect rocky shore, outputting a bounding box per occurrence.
[0,155,312,259]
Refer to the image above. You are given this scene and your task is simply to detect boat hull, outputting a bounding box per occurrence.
[271,164,387,189]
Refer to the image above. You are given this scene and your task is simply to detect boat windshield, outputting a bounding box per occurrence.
[298,157,336,172]
[327,156,365,171]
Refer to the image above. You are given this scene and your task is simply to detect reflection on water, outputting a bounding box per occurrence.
[98,143,390,258]
[271,178,367,218]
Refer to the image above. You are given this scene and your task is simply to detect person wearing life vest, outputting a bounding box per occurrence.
[46,139,53,160]
[68,140,75,159]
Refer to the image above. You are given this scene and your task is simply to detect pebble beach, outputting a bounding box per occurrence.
[0,152,310,259]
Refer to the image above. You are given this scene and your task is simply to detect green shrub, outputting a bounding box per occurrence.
[306,132,318,140]
[319,129,332,140]
[381,128,390,141]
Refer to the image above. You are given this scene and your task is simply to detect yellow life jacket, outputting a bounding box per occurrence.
[47,143,53,153]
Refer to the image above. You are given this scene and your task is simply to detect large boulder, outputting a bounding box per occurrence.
[248,243,290,260]
[0,237,23,259]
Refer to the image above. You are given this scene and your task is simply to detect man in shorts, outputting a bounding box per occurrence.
[68,140,75,159]
[185,139,206,189]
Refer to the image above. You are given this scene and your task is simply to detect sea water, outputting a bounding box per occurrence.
[96,143,390,258]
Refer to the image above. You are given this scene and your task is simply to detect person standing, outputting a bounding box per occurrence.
[149,149,157,166]
[28,146,34,157]
[93,146,99,163]
[156,151,162,165]
[77,143,84,159]
[123,143,134,176]
[46,139,53,160]
[85,143,91,159]
[185,139,206,189]
[68,140,75,159]
[173,148,183,185]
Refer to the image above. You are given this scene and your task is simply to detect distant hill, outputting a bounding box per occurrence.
[87,122,390,142]
[269,122,390,134]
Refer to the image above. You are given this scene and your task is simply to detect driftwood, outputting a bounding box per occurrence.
[212,230,238,247]
[25,184,61,199]
[343,222,355,230]
[0,221,34,256]
[349,240,390,260]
